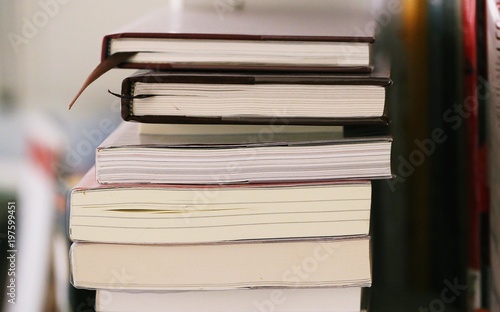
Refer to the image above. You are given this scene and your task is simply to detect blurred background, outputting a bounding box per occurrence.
[0,0,492,311]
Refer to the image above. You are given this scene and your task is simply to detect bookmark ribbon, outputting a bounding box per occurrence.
[68,52,137,109]
[107,89,156,100]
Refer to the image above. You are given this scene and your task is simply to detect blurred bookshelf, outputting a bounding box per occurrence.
[370,1,467,311]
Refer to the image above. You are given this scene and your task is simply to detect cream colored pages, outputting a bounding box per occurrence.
[70,183,371,244]
[131,83,384,118]
[95,287,362,312]
[71,237,371,290]
[95,122,392,184]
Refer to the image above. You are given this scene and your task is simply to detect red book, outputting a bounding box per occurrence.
[463,0,490,310]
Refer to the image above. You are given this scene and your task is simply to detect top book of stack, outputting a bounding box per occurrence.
[102,0,376,73]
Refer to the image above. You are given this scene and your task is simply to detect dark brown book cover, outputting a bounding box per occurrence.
[101,0,376,72]
[119,67,392,125]
[68,0,379,109]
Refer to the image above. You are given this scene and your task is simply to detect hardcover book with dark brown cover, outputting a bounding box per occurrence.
[101,0,376,72]
[119,66,392,125]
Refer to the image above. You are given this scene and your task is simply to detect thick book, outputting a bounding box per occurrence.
[69,167,371,244]
[95,122,392,184]
[119,68,392,125]
[101,0,375,72]
[70,236,371,291]
[95,287,362,312]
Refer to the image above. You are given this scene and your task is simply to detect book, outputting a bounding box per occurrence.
[95,287,362,312]
[464,0,491,310]
[102,0,375,72]
[69,167,371,244]
[70,236,371,291]
[118,68,392,125]
[463,0,481,308]
[486,0,500,310]
[95,122,392,184]
[68,0,381,109]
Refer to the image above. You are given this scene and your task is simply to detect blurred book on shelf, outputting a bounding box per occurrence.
[2,115,63,312]
[463,0,491,310]
[486,0,500,311]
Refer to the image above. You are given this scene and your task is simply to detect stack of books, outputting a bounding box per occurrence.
[68,1,393,311]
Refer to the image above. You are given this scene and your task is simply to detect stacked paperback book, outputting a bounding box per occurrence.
[68,1,393,311]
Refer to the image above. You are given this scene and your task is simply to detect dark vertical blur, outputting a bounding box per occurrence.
[370,0,466,311]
